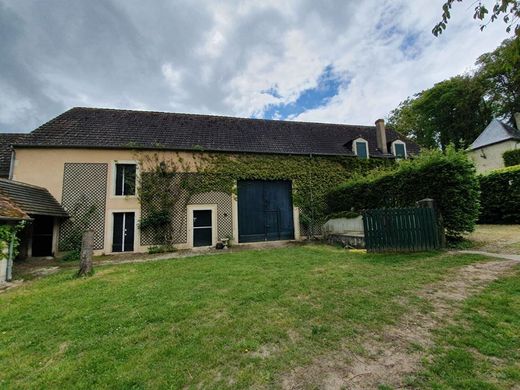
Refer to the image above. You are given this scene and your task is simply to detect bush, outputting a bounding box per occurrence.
[479,165,520,224]
[326,147,480,238]
[503,149,520,167]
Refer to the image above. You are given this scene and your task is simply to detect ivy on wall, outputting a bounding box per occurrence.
[136,151,393,244]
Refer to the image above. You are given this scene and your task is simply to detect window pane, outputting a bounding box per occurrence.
[356,142,368,159]
[115,164,136,196]
[395,143,406,158]
[115,165,124,196]
[123,164,136,195]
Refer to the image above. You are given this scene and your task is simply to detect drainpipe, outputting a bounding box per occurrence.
[6,231,15,282]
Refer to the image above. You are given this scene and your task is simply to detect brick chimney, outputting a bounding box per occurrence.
[375,119,388,154]
[514,112,520,130]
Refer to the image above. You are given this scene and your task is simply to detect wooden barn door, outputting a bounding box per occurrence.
[237,180,294,243]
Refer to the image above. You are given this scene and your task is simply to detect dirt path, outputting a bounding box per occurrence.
[281,257,519,390]
[467,225,520,254]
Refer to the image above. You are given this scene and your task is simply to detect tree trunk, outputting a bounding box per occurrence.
[78,230,94,277]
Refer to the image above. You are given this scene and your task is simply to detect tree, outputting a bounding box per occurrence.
[388,76,492,150]
[433,0,520,36]
[475,36,520,125]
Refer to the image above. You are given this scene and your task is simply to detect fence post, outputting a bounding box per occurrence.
[78,230,94,277]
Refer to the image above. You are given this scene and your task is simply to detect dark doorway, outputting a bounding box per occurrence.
[32,215,54,256]
[237,180,294,243]
[112,212,135,252]
[193,209,213,247]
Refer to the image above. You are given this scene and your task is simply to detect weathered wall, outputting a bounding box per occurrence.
[468,140,520,173]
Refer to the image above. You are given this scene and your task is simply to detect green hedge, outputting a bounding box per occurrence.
[479,165,520,224]
[503,149,520,167]
[326,148,480,238]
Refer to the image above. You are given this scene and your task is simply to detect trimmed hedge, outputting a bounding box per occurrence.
[326,148,480,238]
[479,165,520,224]
[503,149,520,167]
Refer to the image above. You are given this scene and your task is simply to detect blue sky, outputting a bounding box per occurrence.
[262,65,349,120]
[0,0,512,132]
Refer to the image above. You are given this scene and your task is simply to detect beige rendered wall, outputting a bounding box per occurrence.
[468,140,520,174]
[11,148,301,254]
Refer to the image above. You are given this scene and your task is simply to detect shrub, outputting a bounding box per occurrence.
[326,147,480,238]
[479,165,520,224]
[503,149,520,167]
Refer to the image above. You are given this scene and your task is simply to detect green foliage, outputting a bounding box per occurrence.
[387,76,492,150]
[503,149,520,167]
[0,222,25,259]
[479,165,520,223]
[327,147,480,238]
[433,0,520,36]
[476,37,520,125]
[388,36,519,150]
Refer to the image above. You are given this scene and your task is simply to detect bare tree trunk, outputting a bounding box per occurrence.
[78,230,94,277]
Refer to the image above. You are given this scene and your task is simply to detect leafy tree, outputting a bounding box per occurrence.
[433,0,520,36]
[475,36,520,124]
[388,76,492,150]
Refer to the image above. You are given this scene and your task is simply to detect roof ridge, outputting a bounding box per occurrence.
[68,106,377,129]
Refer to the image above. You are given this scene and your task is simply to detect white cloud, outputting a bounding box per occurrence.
[0,0,513,132]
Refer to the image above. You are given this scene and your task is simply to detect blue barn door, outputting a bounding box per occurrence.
[237,180,294,243]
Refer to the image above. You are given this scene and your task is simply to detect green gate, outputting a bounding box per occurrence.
[362,207,443,252]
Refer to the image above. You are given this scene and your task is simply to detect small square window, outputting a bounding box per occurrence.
[394,143,406,158]
[356,141,368,159]
[115,164,136,196]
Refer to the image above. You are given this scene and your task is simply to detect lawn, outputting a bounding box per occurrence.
[0,245,496,389]
[415,268,520,389]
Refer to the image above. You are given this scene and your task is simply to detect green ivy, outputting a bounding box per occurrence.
[503,149,520,167]
[479,164,520,223]
[136,151,392,243]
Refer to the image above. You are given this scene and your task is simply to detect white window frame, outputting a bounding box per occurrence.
[111,160,139,198]
[391,140,407,159]
[187,204,218,248]
[353,138,369,159]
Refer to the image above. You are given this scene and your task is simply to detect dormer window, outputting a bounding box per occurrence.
[353,138,369,159]
[391,140,407,159]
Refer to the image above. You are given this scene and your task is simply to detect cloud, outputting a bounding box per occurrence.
[0,0,512,132]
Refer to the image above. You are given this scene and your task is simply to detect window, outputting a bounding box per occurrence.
[392,141,407,159]
[115,163,136,196]
[355,140,368,159]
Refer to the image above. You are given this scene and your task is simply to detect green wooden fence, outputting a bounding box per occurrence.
[362,207,443,252]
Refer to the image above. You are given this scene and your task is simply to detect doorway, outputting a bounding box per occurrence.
[112,212,135,252]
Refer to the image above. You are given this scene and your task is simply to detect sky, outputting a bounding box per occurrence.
[0,0,513,133]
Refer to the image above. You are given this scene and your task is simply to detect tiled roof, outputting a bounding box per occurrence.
[15,107,420,157]
[469,119,520,150]
[0,133,27,178]
[0,179,68,218]
[0,193,30,221]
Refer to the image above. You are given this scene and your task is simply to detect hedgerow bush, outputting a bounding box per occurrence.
[503,149,520,167]
[326,147,480,238]
[479,165,520,224]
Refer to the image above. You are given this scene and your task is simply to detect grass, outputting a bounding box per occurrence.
[414,266,520,390]
[0,245,490,389]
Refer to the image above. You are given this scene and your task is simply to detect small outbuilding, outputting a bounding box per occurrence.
[0,179,68,258]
